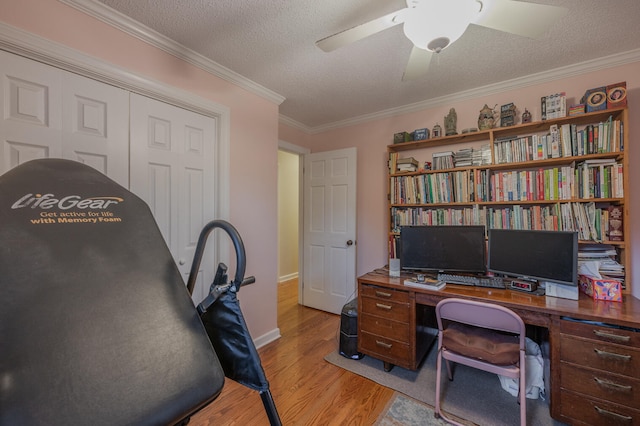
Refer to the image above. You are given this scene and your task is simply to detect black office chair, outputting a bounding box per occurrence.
[435,298,527,426]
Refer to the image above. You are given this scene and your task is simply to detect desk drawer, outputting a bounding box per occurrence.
[359,331,411,365]
[360,313,410,343]
[561,319,640,347]
[360,284,409,303]
[560,334,640,378]
[561,363,639,407]
[360,296,410,323]
[560,390,640,425]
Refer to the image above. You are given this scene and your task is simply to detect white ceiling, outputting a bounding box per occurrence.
[84,0,640,131]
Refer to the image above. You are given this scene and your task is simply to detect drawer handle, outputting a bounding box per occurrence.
[375,290,392,298]
[594,348,632,361]
[376,303,392,310]
[376,340,392,349]
[594,405,633,422]
[594,329,631,342]
[594,377,633,393]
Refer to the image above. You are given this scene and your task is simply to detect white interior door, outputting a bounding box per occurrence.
[129,93,216,303]
[303,147,357,314]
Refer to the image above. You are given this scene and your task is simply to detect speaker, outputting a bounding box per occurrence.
[389,258,400,277]
[340,299,363,359]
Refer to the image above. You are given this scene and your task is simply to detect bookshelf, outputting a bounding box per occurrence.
[387,107,630,290]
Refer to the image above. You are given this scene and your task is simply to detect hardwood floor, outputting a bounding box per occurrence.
[189,278,394,425]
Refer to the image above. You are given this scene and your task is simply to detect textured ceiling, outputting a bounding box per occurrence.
[93,0,640,130]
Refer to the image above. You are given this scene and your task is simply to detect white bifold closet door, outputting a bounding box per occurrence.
[130,93,216,302]
[0,50,129,186]
[0,51,217,302]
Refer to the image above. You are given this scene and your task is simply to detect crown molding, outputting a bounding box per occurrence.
[0,20,232,224]
[59,0,285,106]
[0,22,231,120]
[278,114,314,134]
[295,48,640,134]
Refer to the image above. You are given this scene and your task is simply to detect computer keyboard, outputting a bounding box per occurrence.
[476,276,506,289]
[437,273,506,289]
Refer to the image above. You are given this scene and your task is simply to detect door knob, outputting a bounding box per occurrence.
[347,240,353,246]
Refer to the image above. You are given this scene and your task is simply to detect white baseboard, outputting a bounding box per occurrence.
[278,272,298,283]
[253,328,281,349]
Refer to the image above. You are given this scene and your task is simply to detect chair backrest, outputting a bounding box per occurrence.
[436,298,526,349]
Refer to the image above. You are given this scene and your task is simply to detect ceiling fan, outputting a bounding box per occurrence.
[316,0,568,81]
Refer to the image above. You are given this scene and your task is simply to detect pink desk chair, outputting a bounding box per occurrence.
[435,298,527,426]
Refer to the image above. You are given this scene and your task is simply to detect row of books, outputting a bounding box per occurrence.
[391,203,622,243]
[432,151,455,170]
[493,117,623,164]
[390,162,624,205]
[390,169,493,205]
[491,163,623,203]
[391,205,488,231]
[575,160,624,199]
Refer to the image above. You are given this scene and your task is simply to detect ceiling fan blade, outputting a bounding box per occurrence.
[316,9,407,52]
[473,0,568,39]
[402,46,432,81]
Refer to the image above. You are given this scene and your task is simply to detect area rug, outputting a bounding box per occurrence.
[375,393,470,426]
[325,347,566,426]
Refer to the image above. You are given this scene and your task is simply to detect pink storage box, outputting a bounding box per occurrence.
[578,274,622,302]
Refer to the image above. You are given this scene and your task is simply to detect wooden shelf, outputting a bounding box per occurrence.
[387,106,630,289]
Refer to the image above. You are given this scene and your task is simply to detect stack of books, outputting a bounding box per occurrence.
[397,157,419,172]
[454,148,473,167]
[404,278,446,291]
[569,104,585,116]
[472,144,492,166]
[578,244,624,288]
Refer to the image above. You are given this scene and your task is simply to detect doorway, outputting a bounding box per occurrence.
[277,143,358,315]
[277,142,309,306]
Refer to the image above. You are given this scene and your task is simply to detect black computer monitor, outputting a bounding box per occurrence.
[399,225,486,273]
[487,229,578,286]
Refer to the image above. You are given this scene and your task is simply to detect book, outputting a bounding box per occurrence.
[397,157,418,166]
[397,163,418,172]
[404,278,446,291]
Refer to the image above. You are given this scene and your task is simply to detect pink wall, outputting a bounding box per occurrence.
[283,63,640,299]
[1,0,280,339]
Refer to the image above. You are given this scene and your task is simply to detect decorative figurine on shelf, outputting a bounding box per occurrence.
[444,108,457,136]
[478,104,498,130]
[432,123,442,138]
[522,108,532,123]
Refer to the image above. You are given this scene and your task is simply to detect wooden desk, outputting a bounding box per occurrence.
[357,271,640,424]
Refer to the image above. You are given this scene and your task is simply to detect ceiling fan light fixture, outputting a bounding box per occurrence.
[427,37,450,53]
[403,0,481,52]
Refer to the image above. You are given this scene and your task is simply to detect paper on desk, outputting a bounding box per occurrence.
[578,260,602,278]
